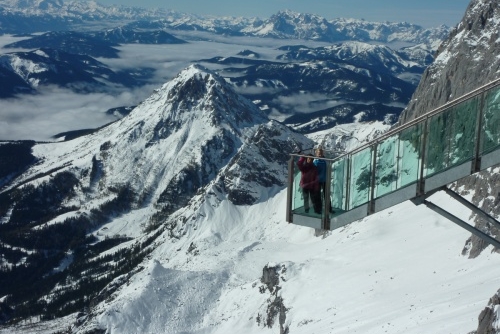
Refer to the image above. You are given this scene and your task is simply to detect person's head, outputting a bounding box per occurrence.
[315,148,324,157]
[306,154,314,163]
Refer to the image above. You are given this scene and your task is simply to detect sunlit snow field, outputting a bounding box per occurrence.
[5,181,498,334]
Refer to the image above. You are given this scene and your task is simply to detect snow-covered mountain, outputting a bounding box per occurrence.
[2,0,500,333]
[199,41,420,133]
[0,0,449,132]
[0,0,449,45]
[1,34,425,129]
[242,10,450,44]
[4,31,122,58]
[396,0,500,330]
[400,0,500,123]
[1,60,499,334]
[0,64,314,328]
[398,0,500,257]
[0,47,153,96]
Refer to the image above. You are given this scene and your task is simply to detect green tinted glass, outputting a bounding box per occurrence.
[449,97,478,165]
[482,86,500,154]
[349,148,372,208]
[375,135,399,197]
[399,123,422,187]
[425,110,450,176]
[331,157,348,211]
[292,157,303,211]
[292,156,324,219]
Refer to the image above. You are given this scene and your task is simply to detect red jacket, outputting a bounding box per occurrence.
[297,157,320,191]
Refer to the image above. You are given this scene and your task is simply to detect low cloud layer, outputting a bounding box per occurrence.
[273,92,346,114]
[0,86,148,140]
[1,32,311,141]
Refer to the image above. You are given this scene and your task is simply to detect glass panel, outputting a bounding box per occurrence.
[482,86,500,154]
[349,148,373,208]
[330,157,348,211]
[425,110,451,177]
[449,97,478,165]
[425,98,478,177]
[292,157,303,211]
[398,123,422,187]
[375,135,399,198]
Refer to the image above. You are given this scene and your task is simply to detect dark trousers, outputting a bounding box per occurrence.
[302,188,322,213]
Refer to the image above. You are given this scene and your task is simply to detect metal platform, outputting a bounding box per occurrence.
[286,79,500,246]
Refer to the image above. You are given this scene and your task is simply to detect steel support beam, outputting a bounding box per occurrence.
[424,200,500,249]
[443,187,500,230]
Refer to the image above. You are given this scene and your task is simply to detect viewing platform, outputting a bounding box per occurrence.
[286,79,500,246]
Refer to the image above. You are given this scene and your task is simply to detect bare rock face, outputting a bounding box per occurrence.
[257,263,289,334]
[473,289,500,334]
[454,168,500,258]
[397,0,500,258]
[399,0,500,124]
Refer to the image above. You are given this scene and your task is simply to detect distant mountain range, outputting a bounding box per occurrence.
[0,0,450,44]
[0,46,155,96]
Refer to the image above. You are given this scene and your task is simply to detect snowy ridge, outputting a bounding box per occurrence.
[242,10,450,44]
[278,41,421,74]
[12,64,282,208]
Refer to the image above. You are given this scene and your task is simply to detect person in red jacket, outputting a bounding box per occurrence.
[297,155,322,214]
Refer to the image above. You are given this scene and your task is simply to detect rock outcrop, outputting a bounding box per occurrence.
[397,0,500,258]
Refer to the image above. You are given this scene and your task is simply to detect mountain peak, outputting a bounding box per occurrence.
[152,64,267,128]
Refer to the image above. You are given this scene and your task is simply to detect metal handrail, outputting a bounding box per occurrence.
[348,77,500,155]
[290,77,500,165]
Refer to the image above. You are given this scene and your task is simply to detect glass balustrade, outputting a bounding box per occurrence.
[398,123,423,188]
[424,97,478,177]
[291,156,326,221]
[482,86,500,154]
[289,81,500,228]
[375,134,399,197]
[330,157,348,212]
[349,147,373,208]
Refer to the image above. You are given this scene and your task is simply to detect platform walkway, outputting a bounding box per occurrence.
[287,79,500,237]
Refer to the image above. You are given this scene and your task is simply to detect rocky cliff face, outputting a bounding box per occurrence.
[399,0,500,123]
[397,2,500,330]
[397,0,500,258]
[474,289,500,334]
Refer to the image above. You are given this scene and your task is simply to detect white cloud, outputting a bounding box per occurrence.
[0,32,331,141]
[0,86,145,141]
[273,92,346,113]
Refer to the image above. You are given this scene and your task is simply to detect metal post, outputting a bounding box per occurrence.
[472,93,486,173]
[323,159,332,230]
[345,154,352,212]
[286,156,294,223]
[417,118,429,196]
[368,143,378,215]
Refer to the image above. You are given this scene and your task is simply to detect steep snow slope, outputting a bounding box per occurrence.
[65,180,500,334]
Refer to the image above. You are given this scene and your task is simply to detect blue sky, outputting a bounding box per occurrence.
[96,0,471,28]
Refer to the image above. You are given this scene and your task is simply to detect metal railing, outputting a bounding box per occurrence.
[287,78,500,230]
